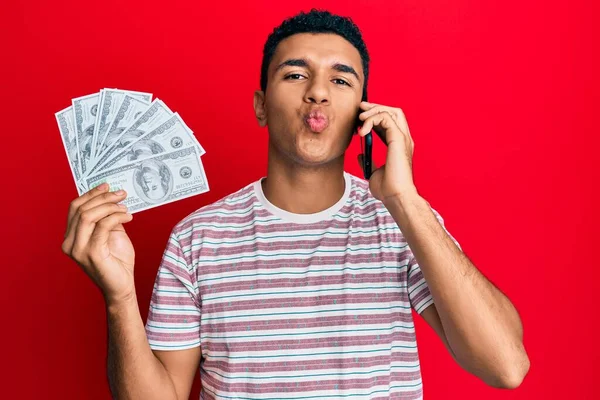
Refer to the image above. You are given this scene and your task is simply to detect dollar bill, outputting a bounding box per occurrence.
[91,112,205,174]
[91,88,152,161]
[57,90,209,201]
[180,118,206,156]
[94,94,152,161]
[72,93,100,176]
[86,146,209,214]
[55,106,84,194]
[89,99,173,176]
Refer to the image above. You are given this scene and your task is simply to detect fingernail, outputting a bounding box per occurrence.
[115,190,125,195]
[98,183,108,191]
[118,204,128,210]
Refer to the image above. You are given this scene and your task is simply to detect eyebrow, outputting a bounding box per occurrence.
[274,58,361,83]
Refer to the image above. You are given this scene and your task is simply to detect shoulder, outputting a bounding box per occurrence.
[346,173,453,247]
[346,172,394,217]
[348,172,446,220]
[169,178,258,238]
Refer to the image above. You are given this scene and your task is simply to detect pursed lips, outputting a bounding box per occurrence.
[303,109,329,133]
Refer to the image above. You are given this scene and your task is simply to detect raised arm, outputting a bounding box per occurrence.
[62,183,201,399]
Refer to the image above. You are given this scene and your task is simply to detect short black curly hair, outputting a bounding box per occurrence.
[260,8,370,102]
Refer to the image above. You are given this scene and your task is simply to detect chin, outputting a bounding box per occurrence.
[300,157,331,167]
[272,130,345,166]
[292,148,341,167]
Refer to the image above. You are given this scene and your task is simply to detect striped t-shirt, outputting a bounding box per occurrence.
[145,171,461,400]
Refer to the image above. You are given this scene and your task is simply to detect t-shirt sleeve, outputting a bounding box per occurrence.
[407,207,462,314]
[145,228,202,350]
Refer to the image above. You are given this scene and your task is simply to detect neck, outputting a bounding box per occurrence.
[262,143,347,215]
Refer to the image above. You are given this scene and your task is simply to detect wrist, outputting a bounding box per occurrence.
[105,289,138,312]
[383,191,429,228]
[382,190,424,210]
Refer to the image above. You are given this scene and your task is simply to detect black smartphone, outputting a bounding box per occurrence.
[356,91,373,180]
[363,131,373,179]
[356,107,373,180]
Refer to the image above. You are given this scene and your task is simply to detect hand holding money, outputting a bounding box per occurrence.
[56,88,210,214]
[61,183,136,304]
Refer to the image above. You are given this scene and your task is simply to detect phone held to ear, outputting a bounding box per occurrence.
[357,114,373,180]
[363,131,373,180]
[357,93,373,180]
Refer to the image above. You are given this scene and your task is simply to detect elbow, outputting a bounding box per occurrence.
[491,353,531,389]
[502,356,530,389]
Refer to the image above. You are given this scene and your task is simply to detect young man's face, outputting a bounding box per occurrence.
[255,32,364,168]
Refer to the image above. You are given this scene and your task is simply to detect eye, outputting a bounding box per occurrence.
[284,74,305,80]
[333,78,350,86]
[284,74,351,86]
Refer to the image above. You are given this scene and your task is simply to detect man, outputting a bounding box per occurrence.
[62,9,529,400]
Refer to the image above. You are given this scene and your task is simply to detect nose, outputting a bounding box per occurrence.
[303,76,330,104]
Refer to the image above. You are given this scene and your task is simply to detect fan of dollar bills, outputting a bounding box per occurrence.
[55,89,209,214]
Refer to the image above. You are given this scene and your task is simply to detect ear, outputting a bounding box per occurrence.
[253,90,268,127]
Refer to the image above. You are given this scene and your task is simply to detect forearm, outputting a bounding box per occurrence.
[106,294,178,400]
[385,193,529,386]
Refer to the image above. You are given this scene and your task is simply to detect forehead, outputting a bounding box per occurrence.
[270,33,363,75]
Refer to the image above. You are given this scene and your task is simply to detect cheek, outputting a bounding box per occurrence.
[267,106,301,135]
[266,86,302,120]
[266,97,295,124]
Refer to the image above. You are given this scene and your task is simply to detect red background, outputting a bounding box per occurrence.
[2,0,598,398]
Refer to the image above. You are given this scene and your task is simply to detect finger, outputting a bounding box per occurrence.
[80,190,127,213]
[64,190,127,252]
[358,114,374,137]
[359,104,386,121]
[90,212,134,248]
[360,110,395,132]
[359,101,379,112]
[71,202,129,258]
[359,112,386,142]
[360,107,403,134]
[67,183,110,234]
[360,112,402,145]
